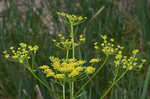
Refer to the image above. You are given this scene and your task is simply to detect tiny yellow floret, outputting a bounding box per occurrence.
[141,59,146,63]
[10,46,14,50]
[3,50,7,54]
[55,74,65,79]
[4,54,10,59]
[110,38,114,42]
[39,65,49,69]
[90,58,100,63]
[86,66,95,74]
[132,49,139,55]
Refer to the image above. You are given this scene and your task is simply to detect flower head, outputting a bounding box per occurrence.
[3,43,39,63]
[99,35,124,55]
[40,57,96,80]
[57,12,87,25]
[114,48,145,70]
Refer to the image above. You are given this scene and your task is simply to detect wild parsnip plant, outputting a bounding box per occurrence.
[2,12,146,99]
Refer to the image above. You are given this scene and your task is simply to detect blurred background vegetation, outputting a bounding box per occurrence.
[0,0,150,99]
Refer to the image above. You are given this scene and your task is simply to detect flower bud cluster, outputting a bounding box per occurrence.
[114,49,146,70]
[57,12,87,25]
[95,35,124,55]
[3,43,39,63]
[53,34,85,50]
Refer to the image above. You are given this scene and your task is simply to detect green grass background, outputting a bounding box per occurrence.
[0,0,150,99]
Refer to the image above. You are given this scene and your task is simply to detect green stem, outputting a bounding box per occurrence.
[71,23,75,59]
[31,54,35,69]
[112,67,120,83]
[70,23,75,99]
[69,81,75,99]
[72,82,74,99]
[100,69,128,99]
[75,55,109,97]
[63,83,65,99]
[27,66,52,92]
[70,82,72,99]
[66,50,69,60]
[24,63,58,97]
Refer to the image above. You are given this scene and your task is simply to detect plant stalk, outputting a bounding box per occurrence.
[100,69,128,99]
[66,50,69,60]
[72,82,74,99]
[70,23,75,99]
[27,66,52,93]
[63,83,66,99]
[71,23,75,59]
[24,63,58,97]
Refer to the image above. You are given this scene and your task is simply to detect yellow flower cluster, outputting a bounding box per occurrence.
[79,34,86,43]
[89,58,101,63]
[53,33,85,50]
[39,57,95,79]
[95,35,124,55]
[94,42,99,50]
[86,66,96,74]
[114,50,123,66]
[114,49,146,70]
[53,33,78,50]
[39,65,55,77]
[57,12,87,25]
[3,43,39,63]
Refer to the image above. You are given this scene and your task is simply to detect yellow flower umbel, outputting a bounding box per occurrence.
[95,35,124,55]
[57,12,87,26]
[114,49,146,70]
[39,56,95,80]
[3,43,39,63]
[90,58,101,63]
[53,33,86,50]
[53,33,78,50]
[79,34,86,43]
[101,35,116,55]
